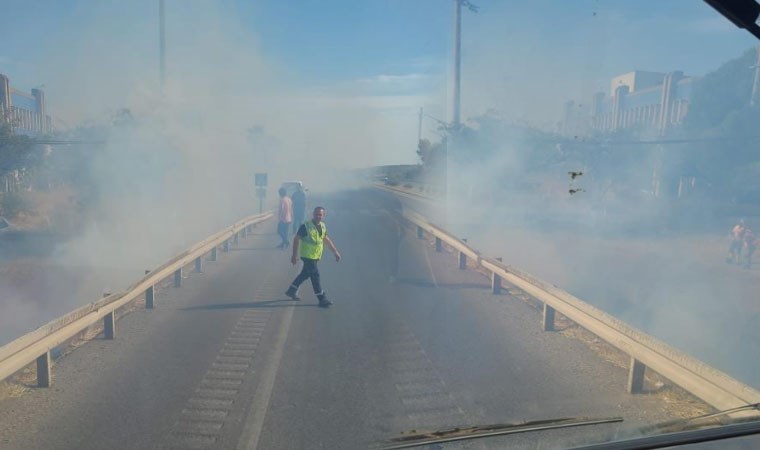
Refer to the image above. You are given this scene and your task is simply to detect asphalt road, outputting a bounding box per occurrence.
[0,189,695,449]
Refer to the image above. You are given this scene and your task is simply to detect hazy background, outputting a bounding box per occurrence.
[3,0,760,393]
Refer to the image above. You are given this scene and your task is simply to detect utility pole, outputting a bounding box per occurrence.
[418,107,423,143]
[448,1,477,228]
[159,0,166,90]
[451,0,478,126]
[751,45,760,107]
[452,0,462,126]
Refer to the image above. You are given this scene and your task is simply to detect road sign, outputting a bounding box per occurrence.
[254,173,268,187]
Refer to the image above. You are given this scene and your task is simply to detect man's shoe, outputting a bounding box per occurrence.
[285,287,301,301]
[317,296,333,308]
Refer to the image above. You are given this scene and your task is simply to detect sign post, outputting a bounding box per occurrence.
[254,172,268,214]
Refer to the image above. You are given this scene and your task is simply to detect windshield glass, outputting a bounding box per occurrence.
[1,1,760,449]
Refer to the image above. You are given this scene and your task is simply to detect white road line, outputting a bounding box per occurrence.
[181,408,229,420]
[188,397,234,408]
[237,305,295,450]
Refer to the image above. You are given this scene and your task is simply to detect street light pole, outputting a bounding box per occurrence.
[451,0,478,126]
[452,0,462,126]
[418,107,424,143]
[751,45,760,107]
[448,0,477,228]
[159,0,166,90]
[425,114,451,226]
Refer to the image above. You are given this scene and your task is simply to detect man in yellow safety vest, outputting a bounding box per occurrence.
[285,206,341,307]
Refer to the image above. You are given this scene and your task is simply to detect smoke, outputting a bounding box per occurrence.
[407,2,760,390]
[437,138,760,388]
[3,0,758,401]
[0,0,433,342]
[436,132,760,387]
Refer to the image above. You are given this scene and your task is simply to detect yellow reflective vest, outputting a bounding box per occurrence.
[299,220,326,260]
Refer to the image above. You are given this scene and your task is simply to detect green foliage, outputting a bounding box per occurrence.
[447,114,563,172]
[678,47,760,195]
[685,48,756,133]
[417,138,445,167]
[0,124,45,177]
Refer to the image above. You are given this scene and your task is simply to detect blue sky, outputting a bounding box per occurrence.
[1,1,758,164]
[234,0,758,87]
[1,1,757,114]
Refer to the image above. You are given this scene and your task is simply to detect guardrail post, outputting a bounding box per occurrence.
[240,227,247,238]
[233,232,239,245]
[459,239,468,269]
[100,293,116,339]
[417,226,423,239]
[174,268,182,287]
[628,358,646,394]
[491,272,502,294]
[247,224,253,233]
[435,237,442,252]
[145,285,155,309]
[210,246,218,261]
[36,352,51,387]
[143,270,155,309]
[223,239,230,252]
[491,257,503,294]
[542,303,556,331]
[103,311,115,340]
[194,256,203,273]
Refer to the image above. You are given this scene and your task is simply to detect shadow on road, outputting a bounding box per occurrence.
[396,277,490,290]
[182,299,320,311]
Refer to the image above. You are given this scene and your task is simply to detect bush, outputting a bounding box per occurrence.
[0,193,31,218]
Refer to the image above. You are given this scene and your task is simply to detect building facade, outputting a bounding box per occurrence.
[562,70,695,137]
[0,73,52,135]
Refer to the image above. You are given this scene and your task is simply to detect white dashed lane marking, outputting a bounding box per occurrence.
[383,324,467,432]
[164,308,273,449]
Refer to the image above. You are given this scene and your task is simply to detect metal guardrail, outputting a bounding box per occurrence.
[0,211,274,387]
[376,182,441,200]
[378,183,760,414]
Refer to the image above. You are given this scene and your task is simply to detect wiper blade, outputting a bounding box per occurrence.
[638,403,760,435]
[703,0,760,40]
[379,416,623,449]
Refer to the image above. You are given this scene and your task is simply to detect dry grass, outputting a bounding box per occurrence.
[0,372,33,398]
[7,187,83,231]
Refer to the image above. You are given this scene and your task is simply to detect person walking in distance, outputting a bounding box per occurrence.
[285,206,341,307]
[291,184,306,235]
[727,219,746,264]
[744,227,758,269]
[277,188,292,249]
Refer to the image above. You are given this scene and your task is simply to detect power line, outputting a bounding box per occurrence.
[0,138,106,145]
[562,135,760,146]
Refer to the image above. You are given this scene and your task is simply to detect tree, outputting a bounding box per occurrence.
[416,138,445,167]
[684,48,756,134]
[679,47,760,195]
[0,123,45,179]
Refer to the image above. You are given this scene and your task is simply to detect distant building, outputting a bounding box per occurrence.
[0,73,52,135]
[562,70,696,137]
